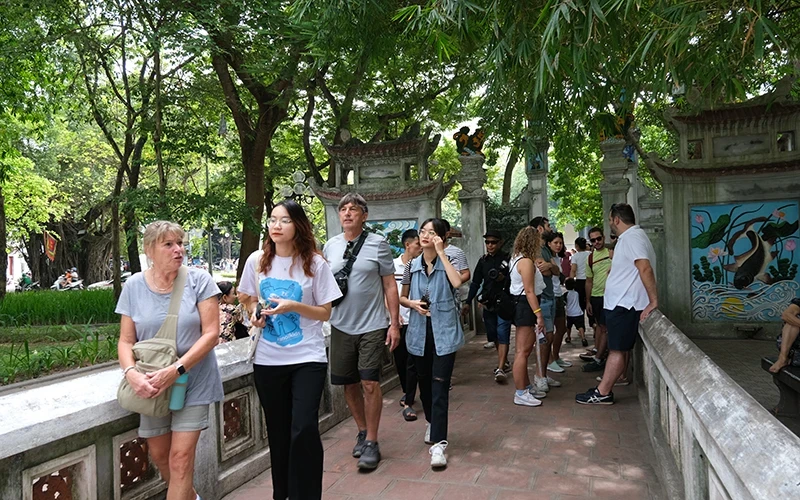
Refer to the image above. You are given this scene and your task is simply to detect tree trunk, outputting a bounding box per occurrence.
[236,152,265,280]
[0,186,7,299]
[112,167,125,299]
[502,145,521,205]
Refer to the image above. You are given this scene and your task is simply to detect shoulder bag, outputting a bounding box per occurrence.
[332,231,368,307]
[117,266,187,418]
[496,259,520,321]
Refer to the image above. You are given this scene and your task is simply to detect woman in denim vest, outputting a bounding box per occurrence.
[400,218,465,469]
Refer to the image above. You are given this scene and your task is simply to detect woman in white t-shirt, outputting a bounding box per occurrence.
[508,227,546,408]
[238,200,342,500]
[570,237,590,315]
[544,232,573,373]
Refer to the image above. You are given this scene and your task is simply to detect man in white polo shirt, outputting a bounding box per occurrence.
[576,203,657,405]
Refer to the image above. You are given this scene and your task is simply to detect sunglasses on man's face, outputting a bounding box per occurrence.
[590,236,604,243]
[485,240,500,245]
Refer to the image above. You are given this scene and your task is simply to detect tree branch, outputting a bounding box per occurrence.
[302,81,325,185]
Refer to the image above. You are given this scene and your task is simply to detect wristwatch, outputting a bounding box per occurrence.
[175,363,186,376]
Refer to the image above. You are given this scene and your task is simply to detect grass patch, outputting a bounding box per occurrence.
[0,289,117,326]
[0,324,120,385]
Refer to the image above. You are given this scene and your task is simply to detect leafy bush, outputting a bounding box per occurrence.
[0,289,117,326]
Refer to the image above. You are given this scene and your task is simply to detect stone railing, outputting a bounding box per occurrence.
[636,311,800,500]
[0,332,400,500]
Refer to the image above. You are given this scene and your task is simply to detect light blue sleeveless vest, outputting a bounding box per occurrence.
[406,254,465,356]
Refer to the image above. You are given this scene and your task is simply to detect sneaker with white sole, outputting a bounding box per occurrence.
[547,361,565,373]
[493,368,507,383]
[575,387,614,405]
[424,423,433,444]
[514,391,542,407]
[545,376,562,387]
[483,341,496,349]
[528,386,547,399]
[556,358,573,367]
[534,376,550,393]
[430,441,448,468]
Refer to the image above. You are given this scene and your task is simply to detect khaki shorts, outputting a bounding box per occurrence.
[138,404,209,438]
[330,326,386,385]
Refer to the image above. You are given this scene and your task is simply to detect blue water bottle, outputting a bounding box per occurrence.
[169,373,189,411]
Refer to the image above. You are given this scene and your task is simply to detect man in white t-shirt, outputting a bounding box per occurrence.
[393,229,422,420]
[576,203,657,405]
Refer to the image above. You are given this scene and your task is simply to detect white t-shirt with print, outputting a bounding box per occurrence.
[238,251,342,366]
[394,256,411,325]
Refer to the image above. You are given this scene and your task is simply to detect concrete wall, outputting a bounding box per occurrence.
[0,333,400,500]
[656,170,800,337]
[636,311,800,500]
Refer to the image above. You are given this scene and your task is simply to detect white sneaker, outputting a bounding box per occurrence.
[424,423,433,444]
[514,391,542,407]
[483,341,496,349]
[546,376,562,387]
[528,386,547,399]
[547,361,565,373]
[534,377,550,393]
[556,358,573,367]
[429,441,448,468]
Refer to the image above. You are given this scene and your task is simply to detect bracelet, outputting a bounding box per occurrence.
[533,308,542,314]
[122,366,136,376]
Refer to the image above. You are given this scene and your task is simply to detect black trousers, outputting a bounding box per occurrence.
[393,325,418,405]
[253,362,327,500]
[412,319,456,443]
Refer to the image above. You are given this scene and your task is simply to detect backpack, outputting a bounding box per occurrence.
[495,258,520,321]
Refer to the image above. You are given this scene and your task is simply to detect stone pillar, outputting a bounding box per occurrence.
[526,139,550,221]
[457,155,488,276]
[598,138,632,236]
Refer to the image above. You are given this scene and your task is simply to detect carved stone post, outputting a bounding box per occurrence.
[599,138,632,236]
[457,155,487,278]
[526,139,550,221]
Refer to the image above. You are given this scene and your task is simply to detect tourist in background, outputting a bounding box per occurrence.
[463,229,512,383]
[394,229,422,421]
[582,227,613,372]
[117,221,223,500]
[508,226,546,406]
[564,278,588,346]
[570,236,591,342]
[238,200,342,499]
[400,218,465,468]
[529,217,562,394]
[545,232,572,371]
[217,281,246,343]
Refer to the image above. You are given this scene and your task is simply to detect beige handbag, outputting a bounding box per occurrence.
[117,267,187,417]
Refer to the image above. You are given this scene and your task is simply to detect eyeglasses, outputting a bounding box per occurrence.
[485,240,500,245]
[268,217,293,227]
[590,236,604,243]
[419,229,438,237]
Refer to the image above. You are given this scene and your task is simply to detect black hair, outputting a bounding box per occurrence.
[588,226,604,237]
[565,278,575,291]
[610,203,636,225]
[218,281,234,296]
[442,219,451,232]
[401,229,419,246]
[575,236,588,251]
[529,216,549,229]
[420,218,448,239]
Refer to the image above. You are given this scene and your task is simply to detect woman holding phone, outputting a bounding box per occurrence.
[399,217,465,469]
[237,200,342,500]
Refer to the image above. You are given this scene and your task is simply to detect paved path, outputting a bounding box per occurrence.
[692,338,800,436]
[224,332,665,500]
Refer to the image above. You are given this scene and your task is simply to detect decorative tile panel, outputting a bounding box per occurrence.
[23,445,96,500]
[219,386,256,461]
[112,429,165,500]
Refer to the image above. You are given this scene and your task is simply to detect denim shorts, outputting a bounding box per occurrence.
[539,296,556,333]
[139,404,210,438]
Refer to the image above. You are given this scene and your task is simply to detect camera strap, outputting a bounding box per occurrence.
[339,230,368,278]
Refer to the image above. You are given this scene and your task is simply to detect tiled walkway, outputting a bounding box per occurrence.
[224,332,665,500]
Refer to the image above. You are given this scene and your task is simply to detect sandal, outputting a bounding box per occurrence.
[402,406,418,421]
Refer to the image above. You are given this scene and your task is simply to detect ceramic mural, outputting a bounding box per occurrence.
[690,200,800,321]
[365,219,418,257]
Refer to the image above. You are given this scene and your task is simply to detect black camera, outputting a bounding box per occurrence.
[420,294,431,310]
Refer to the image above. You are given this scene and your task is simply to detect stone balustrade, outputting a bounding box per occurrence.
[0,331,400,500]
[636,311,800,499]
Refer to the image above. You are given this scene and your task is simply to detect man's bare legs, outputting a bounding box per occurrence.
[344,381,382,442]
[770,323,800,373]
[597,350,626,396]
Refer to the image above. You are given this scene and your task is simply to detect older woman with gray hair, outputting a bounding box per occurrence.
[116,221,222,500]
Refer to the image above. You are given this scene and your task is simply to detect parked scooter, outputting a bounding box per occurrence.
[15,273,40,292]
[87,271,131,290]
[51,268,84,291]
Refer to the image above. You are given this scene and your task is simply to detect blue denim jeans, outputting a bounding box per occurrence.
[483,309,511,345]
[540,296,556,333]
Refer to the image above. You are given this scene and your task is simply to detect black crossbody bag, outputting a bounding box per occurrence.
[332,231,368,307]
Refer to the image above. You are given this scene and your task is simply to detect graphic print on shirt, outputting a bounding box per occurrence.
[259,277,303,346]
